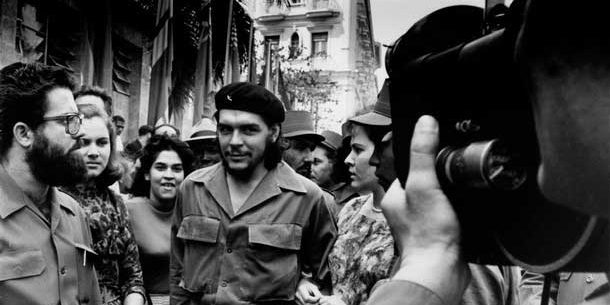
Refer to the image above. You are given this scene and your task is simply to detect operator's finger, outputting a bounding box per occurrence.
[407,115,440,189]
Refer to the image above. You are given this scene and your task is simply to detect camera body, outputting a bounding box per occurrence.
[386,4,608,272]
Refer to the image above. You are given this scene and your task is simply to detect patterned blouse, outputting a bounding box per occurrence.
[327,193,396,305]
[63,184,146,305]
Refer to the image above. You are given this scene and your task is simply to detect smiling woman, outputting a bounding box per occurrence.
[126,135,194,304]
[62,104,147,305]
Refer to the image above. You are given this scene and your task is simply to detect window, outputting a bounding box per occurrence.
[264,35,280,58]
[263,36,280,88]
[311,32,328,57]
[312,0,329,10]
[288,0,305,6]
[289,32,300,59]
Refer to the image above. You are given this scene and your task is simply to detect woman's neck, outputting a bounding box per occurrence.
[372,185,386,209]
[148,195,175,213]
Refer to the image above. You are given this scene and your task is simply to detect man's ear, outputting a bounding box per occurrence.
[270,124,281,143]
[278,137,291,150]
[13,122,34,148]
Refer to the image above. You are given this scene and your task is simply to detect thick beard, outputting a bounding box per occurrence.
[26,134,87,187]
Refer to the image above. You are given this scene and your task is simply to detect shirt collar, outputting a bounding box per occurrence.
[274,162,307,193]
[190,162,307,194]
[53,188,76,215]
[0,164,28,219]
[0,165,75,219]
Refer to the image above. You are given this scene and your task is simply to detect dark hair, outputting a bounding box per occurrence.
[333,136,352,183]
[0,62,76,156]
[138,125,154,136]
[74,85,113,115]
[264,130,283,170]
[347,121,390,145]
[78,104,123,186]
[153,123,181,137]
[112,115,125,123]
[130,134,195,197]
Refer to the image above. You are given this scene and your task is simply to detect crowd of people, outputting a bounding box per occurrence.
[0,61,608,305]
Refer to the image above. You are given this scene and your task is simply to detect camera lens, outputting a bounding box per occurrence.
[436,140,527,190]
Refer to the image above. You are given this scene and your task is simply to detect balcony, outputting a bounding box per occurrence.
[256,2,289,23]
[306,0,340,19]
[256,0,339,22]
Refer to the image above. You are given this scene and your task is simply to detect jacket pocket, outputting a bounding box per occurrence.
[177,216,220,243]
[248,223,302,250]
[0,249,46,281]
[176,216,221,294]
[244,224,302,301]
[74,242,100,304]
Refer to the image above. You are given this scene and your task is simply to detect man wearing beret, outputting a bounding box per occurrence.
[170,82,337,305]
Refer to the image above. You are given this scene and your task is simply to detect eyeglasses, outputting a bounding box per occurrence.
[42,112,83,135]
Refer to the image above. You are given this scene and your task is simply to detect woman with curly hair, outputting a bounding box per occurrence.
[63,104,146,305]
[127,135,195,304]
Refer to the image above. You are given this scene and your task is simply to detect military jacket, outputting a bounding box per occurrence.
[0,166,101,305]
[170,162,337,305]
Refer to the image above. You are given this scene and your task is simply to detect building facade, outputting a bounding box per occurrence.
[252,0,380,133]
[0,0,153,143]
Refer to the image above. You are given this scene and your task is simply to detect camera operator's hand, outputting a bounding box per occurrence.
[381,115,470,305]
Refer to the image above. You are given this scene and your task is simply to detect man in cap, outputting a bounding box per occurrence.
[185,117,221,169]
[281,111,325,178]
[170,82,337,305]
[0,62,101,304]
[311,130,342,189]
[311,130,358,216]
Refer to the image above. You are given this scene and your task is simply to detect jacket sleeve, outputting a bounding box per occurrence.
[114,192,147,299]
[170,184,192,305]
[301,192,338,290]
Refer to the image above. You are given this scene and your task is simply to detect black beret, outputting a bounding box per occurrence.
[215,82,285,123]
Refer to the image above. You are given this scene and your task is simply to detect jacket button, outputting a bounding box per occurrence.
[221,281,228,287]
[60,267,67,275]
[227,248,232,253]
[585,275,594,283]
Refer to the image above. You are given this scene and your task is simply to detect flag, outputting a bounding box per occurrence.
[192,10,211,123]
[148,0,174,125]
[92,0,113,90]
[223,0,234,85]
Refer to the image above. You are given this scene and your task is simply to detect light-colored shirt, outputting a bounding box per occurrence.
[116,136,124,153]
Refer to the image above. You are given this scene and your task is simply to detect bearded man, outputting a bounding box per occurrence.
[0,62,100,304]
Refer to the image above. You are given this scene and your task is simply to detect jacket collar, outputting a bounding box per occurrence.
[0,164,75,220]
[190,162,306,218]
[0,164,28,219]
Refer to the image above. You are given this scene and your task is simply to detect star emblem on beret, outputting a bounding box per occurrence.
[227,94,232,102]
